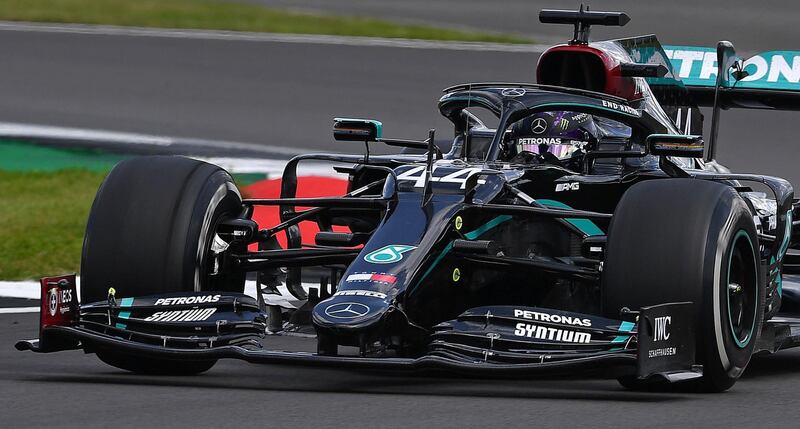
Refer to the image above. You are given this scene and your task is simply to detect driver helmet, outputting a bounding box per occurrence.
[511,111,598,161]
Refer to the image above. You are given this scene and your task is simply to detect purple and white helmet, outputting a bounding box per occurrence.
[510,111,598,160]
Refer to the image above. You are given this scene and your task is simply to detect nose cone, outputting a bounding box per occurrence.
[312,294,389,330]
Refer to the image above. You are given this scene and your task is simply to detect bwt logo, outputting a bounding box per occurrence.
[654,316,671,342]
[555,182,580,192]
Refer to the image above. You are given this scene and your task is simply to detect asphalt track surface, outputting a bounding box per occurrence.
[1,25,799,185]
[4,312,800,429]
[246,0,800,52]
[3,3,800,426]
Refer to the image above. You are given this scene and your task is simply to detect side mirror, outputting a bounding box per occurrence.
[333,118,382,142]
[646,134,704,158]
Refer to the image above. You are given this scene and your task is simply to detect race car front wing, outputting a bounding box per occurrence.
[16,275,702,382]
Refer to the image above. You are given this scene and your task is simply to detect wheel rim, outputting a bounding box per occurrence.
[196,179,241,291]
[726,230,758,348]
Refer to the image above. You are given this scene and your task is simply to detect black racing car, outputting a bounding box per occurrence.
[18,8,800,392]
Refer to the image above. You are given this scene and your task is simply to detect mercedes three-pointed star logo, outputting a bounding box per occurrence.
[48,288,58,317]
[501,88,526,97]
[324,302,370,319]
[531,117,548,134]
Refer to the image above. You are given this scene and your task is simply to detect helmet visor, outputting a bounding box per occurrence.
[516,137,587,160]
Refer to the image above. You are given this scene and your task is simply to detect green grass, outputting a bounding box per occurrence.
[0,169,106,280]
[0,0,530,43]
[0,140,125,172]
[0,139,266,280]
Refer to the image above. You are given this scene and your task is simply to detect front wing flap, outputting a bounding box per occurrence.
[429,302,698,380]
[16,279,700,381]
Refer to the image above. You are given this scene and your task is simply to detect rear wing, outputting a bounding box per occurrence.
[656,44,800,110]
[646,42,800,161]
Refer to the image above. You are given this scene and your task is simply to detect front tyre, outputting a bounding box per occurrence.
[603,179,763,392]
[81,156,245,374]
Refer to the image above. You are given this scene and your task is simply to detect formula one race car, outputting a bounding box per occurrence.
[17,7,800,392]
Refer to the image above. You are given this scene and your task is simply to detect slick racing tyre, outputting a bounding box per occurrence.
[81,156,244,375]
[602,178,763,392]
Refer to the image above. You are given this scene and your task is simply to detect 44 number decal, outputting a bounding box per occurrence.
[396,166,484,189]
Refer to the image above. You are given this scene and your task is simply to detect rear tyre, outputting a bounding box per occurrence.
[81,156,245,374]
[602,179,763,392]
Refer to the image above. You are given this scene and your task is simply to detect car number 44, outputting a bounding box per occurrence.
[396,166,485,189]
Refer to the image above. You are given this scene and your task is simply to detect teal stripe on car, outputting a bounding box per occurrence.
[609,321,636,350]
[618,321,635,332]
[410,215,512,294]
[537,199,604,236]
[770,256,783,297]
[116,298,134,329]
[464,215,512,239]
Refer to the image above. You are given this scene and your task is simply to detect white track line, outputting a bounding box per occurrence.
[0,122,313,157]
[0,307,39,314]
[0,121,345,177]
[0,21,549,53]
[0,278,312,310]
[197,157,341,177]
[0,281,40,300]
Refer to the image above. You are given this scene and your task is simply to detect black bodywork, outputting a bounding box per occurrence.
[17,9,800,383]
